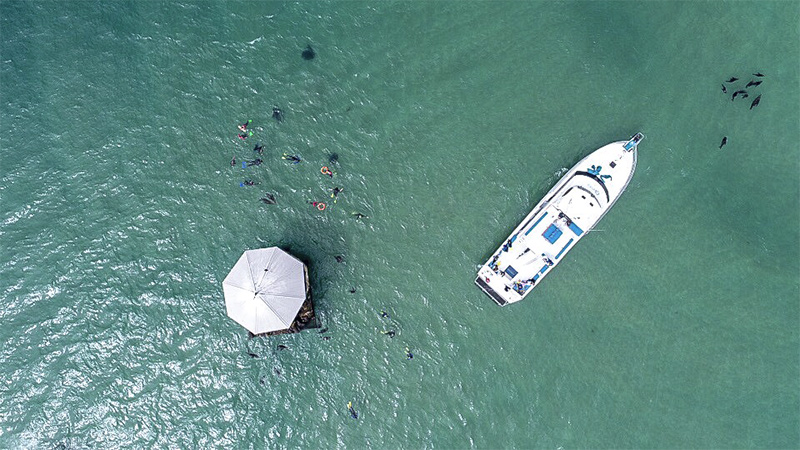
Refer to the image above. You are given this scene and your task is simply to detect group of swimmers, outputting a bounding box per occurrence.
[233,106,381,422]
[345,309,413,420]
[230,112,369,217]
[379,309,413,359]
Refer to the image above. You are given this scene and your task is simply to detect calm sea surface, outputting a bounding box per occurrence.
[1,1,798,449]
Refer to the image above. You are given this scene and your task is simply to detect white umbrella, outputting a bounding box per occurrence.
[223,247,308,334]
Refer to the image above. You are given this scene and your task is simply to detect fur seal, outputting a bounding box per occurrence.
[750,94,761,110]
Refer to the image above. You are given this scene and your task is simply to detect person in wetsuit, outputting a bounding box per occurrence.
[347,402,358,419]
[282,153,301,164]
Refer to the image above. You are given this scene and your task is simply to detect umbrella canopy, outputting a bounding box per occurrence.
[223,247,307,334]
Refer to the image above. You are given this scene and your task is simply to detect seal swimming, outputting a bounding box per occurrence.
[260,193,277,205]
[731,90,747,101]
[750,94,762,110]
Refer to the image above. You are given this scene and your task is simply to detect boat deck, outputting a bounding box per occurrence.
[476,202,586,305]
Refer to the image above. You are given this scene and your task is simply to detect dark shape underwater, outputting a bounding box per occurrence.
[260,193,277,205]
[750,94,762,110]
[302,45,315,60]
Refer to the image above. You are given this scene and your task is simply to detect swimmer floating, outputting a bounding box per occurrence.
[330,187,343,203]
[282,153,301,164]
[347,402,358,419]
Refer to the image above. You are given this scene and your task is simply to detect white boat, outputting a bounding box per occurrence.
[475,133,644,306]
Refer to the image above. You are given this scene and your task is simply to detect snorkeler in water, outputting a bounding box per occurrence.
[352,212,368,219]
[405,347,414,360]
[246,158,263,167]
[330,187,344,202]
[381,330,396,338]
[238,120,251,132]
[230,155,236,166]
[253,142,264,154]
[272,106,283,122]
[347,402,358,419]
[282,153,301,164]
[240,180,260,187]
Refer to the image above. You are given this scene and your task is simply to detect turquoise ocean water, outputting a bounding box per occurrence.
[1,1,798,448]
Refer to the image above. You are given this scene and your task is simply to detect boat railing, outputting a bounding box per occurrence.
[623,132,644,151]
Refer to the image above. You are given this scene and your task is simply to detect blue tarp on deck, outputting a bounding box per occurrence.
[568,222,583,236]
[542,224,563,244]
[504,265,518,279]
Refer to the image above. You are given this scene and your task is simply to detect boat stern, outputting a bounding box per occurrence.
[475,275,509,306]
[475,263,529,306]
